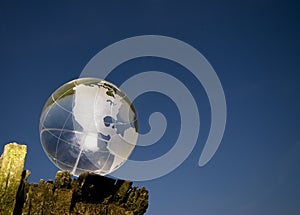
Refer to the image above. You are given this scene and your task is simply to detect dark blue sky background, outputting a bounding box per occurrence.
[0,1,299,214]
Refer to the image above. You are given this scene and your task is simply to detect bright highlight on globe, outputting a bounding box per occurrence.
[39,78,138,176]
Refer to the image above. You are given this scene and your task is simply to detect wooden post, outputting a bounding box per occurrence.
[0,143,27,214]
[0,143,149,215]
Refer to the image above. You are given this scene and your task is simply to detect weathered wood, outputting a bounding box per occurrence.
[0,143,27,214]
[19,171,148,215]
[0,143,149,215]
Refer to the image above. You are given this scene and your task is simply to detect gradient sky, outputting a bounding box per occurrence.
[0,1,299,215]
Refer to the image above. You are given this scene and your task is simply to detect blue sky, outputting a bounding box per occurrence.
[0,1,299,214]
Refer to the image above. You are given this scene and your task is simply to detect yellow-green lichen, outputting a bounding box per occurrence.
[0,143,27,215]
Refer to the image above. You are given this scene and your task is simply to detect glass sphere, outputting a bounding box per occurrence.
[39,78,138,176]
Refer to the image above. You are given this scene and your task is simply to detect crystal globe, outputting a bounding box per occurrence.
[39,78,138,176]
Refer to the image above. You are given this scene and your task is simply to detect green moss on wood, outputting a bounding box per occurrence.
[0,143,27,215]
[0,143,149,215]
